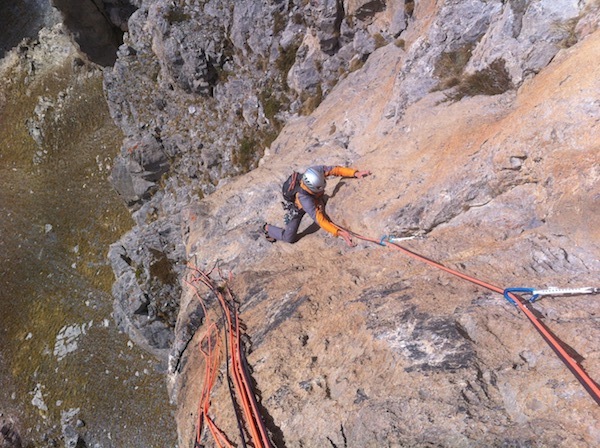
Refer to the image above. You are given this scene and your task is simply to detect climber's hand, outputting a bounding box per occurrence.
[354,170,372,179]
[338,229,356,247]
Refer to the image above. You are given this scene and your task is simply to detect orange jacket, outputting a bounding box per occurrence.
[295,166,357,236]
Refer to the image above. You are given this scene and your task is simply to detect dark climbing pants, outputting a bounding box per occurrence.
[267,209,306,243]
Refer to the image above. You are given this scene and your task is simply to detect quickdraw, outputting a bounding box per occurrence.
[345,228,600,406]
[503,286,599,305]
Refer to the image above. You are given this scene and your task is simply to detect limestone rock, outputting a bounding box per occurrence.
[170,26,600,448]
[466,0,583,84]
[0,416,22,448]
[109,134,170,208]
[287,31,323,95]
[147,2,220,95]
[314,0,343,55]
[230,1,274,58]
[100,2,600,445]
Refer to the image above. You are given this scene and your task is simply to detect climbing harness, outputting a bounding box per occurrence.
[282,201,301,224]
[186,266,273,448]
[345,227,600,407]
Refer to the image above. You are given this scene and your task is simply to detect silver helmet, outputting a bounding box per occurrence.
[302,167,326,193]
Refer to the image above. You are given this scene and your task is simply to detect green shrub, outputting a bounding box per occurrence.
[292,12,304,25]
[166,8,191,23]
[259,88,286,122]
[373,33,387,49]
[553,17,579,48]
[234,136,259,171]
[448,59,513,101]
[259,128,279,150]
[349,56,365,73]
[300,84,322,115]
[276,43,300,77]
[273,10,287,34]
[432,44,474,91]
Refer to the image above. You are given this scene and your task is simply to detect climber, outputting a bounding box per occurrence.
[262,165,371,246]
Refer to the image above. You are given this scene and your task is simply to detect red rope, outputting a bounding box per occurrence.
[186,267,273,448]
[349,231,600,406]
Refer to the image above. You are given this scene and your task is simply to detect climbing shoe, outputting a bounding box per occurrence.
[262,223,276,243]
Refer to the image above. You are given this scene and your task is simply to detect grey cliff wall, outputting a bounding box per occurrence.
[103,0,418,357]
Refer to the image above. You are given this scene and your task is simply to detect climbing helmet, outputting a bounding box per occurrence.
[302,167,326,193]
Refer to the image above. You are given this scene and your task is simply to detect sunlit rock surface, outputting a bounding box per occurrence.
[98,0,600,446]
[172,14,600,448]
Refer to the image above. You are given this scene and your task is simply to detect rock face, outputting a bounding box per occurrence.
[170,29,600,446]
[104,0,421,362]
[0,0,61,59]
[0,416,22,448]
[100,0,600,446]
[50,0,135,66]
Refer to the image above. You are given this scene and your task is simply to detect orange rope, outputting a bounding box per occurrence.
[234,309,272,448]
[349,230,600,406]
[185,275,235,448]
[186,266,273,447]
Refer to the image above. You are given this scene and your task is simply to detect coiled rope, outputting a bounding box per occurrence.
[347,230,600,406]
[186,266,273,448]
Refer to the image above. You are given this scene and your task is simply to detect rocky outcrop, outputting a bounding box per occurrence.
[0,416,22,448]
[170,28,600,446]
[0,0,61,59]
[104,0,417,360]
[104,0,596,364]
[99,0,600,446]
[50,0,135,66]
